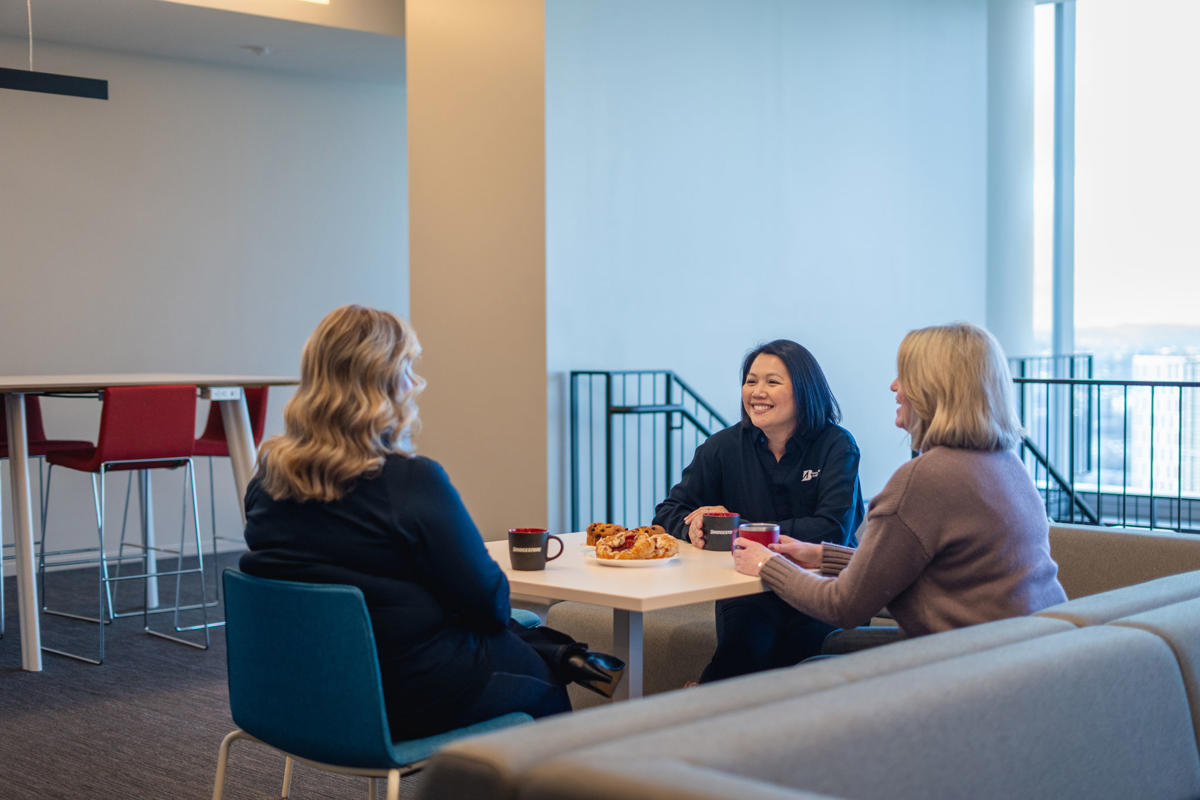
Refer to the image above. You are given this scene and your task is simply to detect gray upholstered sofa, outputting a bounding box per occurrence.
[415,525,1200,800]
[534,523,1200,703]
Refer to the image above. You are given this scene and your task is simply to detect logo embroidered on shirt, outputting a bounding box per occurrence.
[802,469,821,482]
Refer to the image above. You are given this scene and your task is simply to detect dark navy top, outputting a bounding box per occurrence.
[653,422,865,547]
[240,454,510,737]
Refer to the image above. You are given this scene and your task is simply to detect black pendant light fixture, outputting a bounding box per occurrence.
[1,0,108,100]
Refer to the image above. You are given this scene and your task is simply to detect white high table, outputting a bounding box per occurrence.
[2,374,297,672]
[484,531,766,700]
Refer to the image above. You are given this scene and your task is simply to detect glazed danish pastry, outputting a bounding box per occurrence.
[594,529,678,560]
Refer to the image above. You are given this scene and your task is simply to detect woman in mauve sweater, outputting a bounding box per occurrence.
[732,323,1066,640]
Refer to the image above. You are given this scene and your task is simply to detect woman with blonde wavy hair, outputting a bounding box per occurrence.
[241,305,619,740]
[731,322,1066,651]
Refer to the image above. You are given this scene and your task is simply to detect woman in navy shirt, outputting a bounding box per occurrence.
[654,340,864,682]
[242,305,617,739]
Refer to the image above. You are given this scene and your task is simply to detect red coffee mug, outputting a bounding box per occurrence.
[736,523,780,547]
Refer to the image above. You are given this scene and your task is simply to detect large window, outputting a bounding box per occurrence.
[1031,0,1200,520]
[1037,0,1200,376]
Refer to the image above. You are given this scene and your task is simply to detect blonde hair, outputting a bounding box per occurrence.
[258,305,425,502]
[896,322,1022,453]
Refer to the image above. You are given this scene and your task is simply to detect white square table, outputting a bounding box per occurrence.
[2,374,296,672]
[484,530,766,699]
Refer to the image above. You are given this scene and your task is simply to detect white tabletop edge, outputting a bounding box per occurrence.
[488,532,765,612]
[0,374,297,392]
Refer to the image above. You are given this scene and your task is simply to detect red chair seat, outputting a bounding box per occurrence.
[193,387,269,457]
[46,446,189,473]
[0,396,94,459]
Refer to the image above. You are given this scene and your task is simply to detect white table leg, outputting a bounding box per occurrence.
[138,470,159,609]
[5,393,43,671]
[217,391,255,526]
[612,608,644,700]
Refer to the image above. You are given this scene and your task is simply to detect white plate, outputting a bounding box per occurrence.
[586,552,680,568]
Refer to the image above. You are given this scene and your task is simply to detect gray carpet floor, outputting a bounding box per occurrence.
[0,554,427,800]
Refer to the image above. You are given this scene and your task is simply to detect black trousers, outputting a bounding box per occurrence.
[700,592,835,683]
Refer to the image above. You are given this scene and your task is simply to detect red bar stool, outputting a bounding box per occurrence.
[192,387,268,601]
[1,395,92,639]
[39,385,210,664]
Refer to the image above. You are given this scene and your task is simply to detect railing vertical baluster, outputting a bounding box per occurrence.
[652,374,659,514]
[1122,384,1128,528]
[1068,379,1076,522]
[1150,385,1156,530]
[636,375,643,524]
[1044,379,1052,518]
[604,374,614,525]
[1093,382,1101,522]
[664,373,674,506]
[1179,386,1184,530]
[589,375,596,527]
[570,373,579,531]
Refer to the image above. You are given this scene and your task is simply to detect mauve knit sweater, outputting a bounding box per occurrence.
[759,446,1067,636]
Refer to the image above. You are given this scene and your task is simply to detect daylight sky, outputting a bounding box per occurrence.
[1034,0,1200,332]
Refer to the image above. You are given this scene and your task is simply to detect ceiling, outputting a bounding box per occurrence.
[0,0,405,83]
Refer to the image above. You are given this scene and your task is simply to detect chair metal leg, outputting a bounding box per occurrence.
[111,473,138,616]
[386,770,401,800]
[208,455,221,602]
[282,755,295,799]
[211,728,253,800]
[39,469,108,665]
[144,459,210,648]
[368,777,377,800]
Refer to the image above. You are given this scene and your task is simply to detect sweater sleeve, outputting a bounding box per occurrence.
[396,458,510,632]
[777,431,863,547]
[653,437,720,540]
[760,510,931,630]
[820,543,854,577]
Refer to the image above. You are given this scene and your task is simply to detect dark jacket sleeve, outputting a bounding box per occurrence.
[395,458,511,632]
[778,430,863,547]
[653,437,721,540]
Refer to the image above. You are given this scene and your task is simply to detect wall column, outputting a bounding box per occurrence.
[407,0,547,539]
[986,0,1036,358]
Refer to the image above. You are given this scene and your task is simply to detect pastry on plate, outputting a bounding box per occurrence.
[586,522,626,546]
[595,529,678,560]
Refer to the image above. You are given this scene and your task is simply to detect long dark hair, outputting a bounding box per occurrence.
[740,339,841,436]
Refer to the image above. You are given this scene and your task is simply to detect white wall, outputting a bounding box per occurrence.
[1,38,407,566]
[546,0,992,529]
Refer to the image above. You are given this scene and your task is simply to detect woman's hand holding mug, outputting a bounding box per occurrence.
[682,505,733,548]
[732,538,773,576]
[769,535,822,569]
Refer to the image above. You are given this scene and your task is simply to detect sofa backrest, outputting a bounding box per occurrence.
[1036,569,1200,627]
[1110,596,1200,758]
[530,626,1200,800]
[1050,523,1200,598]
[415,616,1073,800]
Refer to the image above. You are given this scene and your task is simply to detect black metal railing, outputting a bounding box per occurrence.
[570,365,1200,535]
[570,371,729,531]
[1010,354,1094,475]
[1014,375,1200,533]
